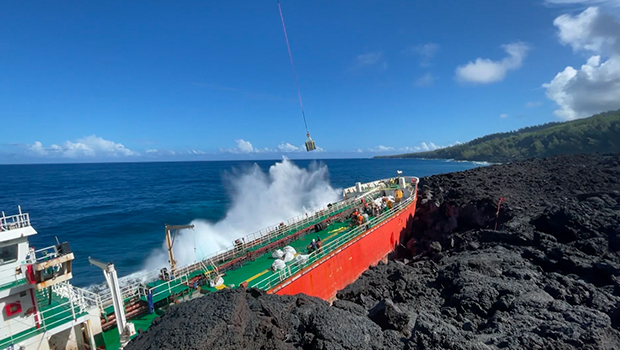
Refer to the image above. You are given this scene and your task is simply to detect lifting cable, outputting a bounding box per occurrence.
[277,0,309,135]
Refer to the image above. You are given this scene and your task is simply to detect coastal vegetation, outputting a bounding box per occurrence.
[377,110,620,162]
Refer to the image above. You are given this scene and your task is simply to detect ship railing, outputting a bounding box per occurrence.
[149,197,363,296]
[148,271,192,302]
[27,245,61,264]
[230,197,357,251]
[1,282,101,347]
[175,262,207,280]
[250,188,418,291]
[0,237,59,292]
[343,176,418,198]
[51,281,104,314]
[0,264,28,291]
[343,180,387,197]
[96,195,367,309]
[187,197,359,269]
[0,208,30,232]
[166,198,359,285]
[1,287,94,349]
[36,285,93,328]
[98,282,144,314]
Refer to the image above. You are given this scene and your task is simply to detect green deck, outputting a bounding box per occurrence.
[101,196,410,350]
[136,203,356,302]
[99,221,355,350]
[0,325,40,349]
[37,291,90,330]
[200,220,351,292]
[98,312,160,350]
[0,278,27,292]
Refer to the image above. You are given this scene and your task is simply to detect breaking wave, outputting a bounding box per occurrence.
[143,158,341,271]
[86,159,340,292]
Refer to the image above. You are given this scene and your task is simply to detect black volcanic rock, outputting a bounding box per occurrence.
[125,288,399,350]
[368,299,410,332]
[126,153,620,350]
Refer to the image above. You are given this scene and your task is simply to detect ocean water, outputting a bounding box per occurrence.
[0,158,483,287]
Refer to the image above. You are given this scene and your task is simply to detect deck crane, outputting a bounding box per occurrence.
[165,223,195,279]
[88,257,136,349]
[277,0,317,151]
[165,224,225,288]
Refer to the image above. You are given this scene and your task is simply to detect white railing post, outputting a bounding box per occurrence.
[70,294,76,321]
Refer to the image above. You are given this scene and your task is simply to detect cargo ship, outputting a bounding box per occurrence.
[1,172,418,350]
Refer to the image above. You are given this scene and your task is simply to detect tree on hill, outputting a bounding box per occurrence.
[376,110,620,162]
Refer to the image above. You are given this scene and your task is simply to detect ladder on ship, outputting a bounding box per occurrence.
[201,259,223,285]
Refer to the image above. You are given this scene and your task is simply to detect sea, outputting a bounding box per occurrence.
[0,158,484,287]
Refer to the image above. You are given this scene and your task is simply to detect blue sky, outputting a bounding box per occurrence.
[1,0,620,163]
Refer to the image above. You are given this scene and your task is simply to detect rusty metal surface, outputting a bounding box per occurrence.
[33,253,75,271]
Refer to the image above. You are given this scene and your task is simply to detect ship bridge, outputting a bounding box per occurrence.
[1,208,104,350]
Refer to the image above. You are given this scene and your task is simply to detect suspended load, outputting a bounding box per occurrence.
[277,0,317,151]
[305,133,316,151]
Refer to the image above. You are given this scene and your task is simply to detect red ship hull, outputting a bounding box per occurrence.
[270,198,417,301]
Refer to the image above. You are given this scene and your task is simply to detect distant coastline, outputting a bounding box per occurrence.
[375,157,494,166]
[375,110,620,163]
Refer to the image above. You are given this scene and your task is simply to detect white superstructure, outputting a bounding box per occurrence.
[0,208,103,350]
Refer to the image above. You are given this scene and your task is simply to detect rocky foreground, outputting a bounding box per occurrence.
[126,153,620,350]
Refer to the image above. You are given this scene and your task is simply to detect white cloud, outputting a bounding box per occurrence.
[277,143,303,152]
[544,55,620,119]
[27,135,135,158]
[418,142,440,151]
[545,0,620,8]
[554,7,620,53]
[368,145,395,152]
[397,143,441,152]
[235,139,255,153]
[414,73,436,87]
[544,7,620,120]
[352,52,387,70]
[356,52,383,65]
[455,42,530,84]
[220,139,321,154]
[409,43,440,66]
[29,141,47,155]
[526,101,543,108]
[145,149,196,156]
[368,142,450,153]
[500,113,509,119]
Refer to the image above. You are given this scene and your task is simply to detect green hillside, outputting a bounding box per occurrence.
[377,110,620,162]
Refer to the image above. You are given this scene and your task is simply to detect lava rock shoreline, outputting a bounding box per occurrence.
[126,153,620,350]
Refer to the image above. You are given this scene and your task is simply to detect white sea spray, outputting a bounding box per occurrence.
[143,158,340,271]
